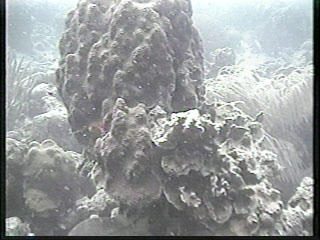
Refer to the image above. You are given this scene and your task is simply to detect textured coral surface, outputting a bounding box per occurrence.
[56,0,204,146]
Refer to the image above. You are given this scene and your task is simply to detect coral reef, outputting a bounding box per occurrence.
[84,97,287,235]
[5,0,313,237]
[59,188,118,231]
[56,0,204,146]
[255,1,312,55]
[7,2,34,54]
[192,0,312,58]
[7,0,76,59]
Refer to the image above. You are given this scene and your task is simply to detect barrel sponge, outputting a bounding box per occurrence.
[56,0,204,146]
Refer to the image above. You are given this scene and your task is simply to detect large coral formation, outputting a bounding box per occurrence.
[80,95,313,236]
[6,0,313,237]
[56,0,204,146]
[82,96,286,235]
[52,0,313,236]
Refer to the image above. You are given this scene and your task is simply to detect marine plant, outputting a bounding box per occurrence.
[6,48,32,131]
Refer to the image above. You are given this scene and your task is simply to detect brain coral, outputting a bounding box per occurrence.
[22,140,83,218]
[56,0,204,146]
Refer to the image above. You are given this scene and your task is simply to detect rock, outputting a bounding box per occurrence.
[274,177,313,236]
[59,188,118,232]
